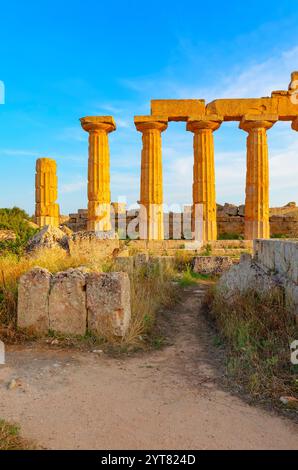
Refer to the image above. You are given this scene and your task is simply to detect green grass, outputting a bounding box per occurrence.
[200,243,212,256]
[218,232,244,240]
[178,265,212,287]
[0,419,34,450]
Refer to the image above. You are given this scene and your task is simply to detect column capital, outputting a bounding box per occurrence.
[134,115,168,133]
[239,114,278,132]
[186,114,223,133]
[80,116,116,134]
[291,116,298,131]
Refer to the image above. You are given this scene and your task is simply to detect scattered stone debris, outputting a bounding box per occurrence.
[280,396,298,409]
[7,378,22,390]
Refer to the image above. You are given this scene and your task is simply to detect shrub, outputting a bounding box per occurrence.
[0,207,38,256]
[208,286,298,402]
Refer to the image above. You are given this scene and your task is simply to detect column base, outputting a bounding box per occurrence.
[244,220,270,240]
[139,203,164,240]
[87,202,112,232]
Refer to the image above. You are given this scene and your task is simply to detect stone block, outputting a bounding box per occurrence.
[86,272,131,337]
[17,267,51,333]
[114,256,134,274]
[193,256,234,275]
[49,268,87,336]
[151,99,205,121]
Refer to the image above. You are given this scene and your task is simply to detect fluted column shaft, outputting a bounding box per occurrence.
[135,119,167,240]
[240,116,276,240]
[80,116,116,232]
[187,117,221,241]
[35,158,59,227]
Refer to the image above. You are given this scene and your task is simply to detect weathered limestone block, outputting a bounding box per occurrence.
[86,272,131,337]
[35,158,59,228]
[193,256,234,275]
[151,99,205,121]
[254,239,298,283]
[49,269,87,335]
[217,253,279,301]
[114,256,134,274]
[134,252,149,269]
[17,267,51,333]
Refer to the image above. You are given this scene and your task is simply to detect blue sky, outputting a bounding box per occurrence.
[0,0,298,215]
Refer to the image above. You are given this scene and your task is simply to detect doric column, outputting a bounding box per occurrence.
[80,116,116,232]
[135,116,168,240]
[240,114,277,240]
[35,158,59,228]
[187,115,222,241]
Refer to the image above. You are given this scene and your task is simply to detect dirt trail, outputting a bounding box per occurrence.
[0,283,297,450]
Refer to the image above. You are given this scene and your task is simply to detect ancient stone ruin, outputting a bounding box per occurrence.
[17,268,131,337]
[217,239,298,319]
[34,72,298,241]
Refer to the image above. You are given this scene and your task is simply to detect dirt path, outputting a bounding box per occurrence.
[0,283,297,450]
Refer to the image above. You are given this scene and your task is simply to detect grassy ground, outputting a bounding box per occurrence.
[207,286,298,408]
[0,419,34,450]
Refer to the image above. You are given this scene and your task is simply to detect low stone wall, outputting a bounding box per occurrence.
[17,268,131,337]
[193,256,235,275]
[217,240,298,318]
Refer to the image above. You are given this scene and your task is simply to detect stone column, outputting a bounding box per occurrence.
[80,116,116,232]
[135,117,168,240]
[240,115,277,240]
[187,115,222,241]
[35,158,59,227]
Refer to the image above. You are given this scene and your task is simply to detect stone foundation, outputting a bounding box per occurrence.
[64,202,298,239]
[17,268,131,337]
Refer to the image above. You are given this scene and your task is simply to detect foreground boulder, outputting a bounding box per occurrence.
[49,268,87,336]
[17,267,51,333]
[86,272,131,337]
[26,225,69,253]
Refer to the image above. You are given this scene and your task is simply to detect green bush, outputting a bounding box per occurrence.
[0,207,38,256]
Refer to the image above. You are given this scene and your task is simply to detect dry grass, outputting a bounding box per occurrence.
[208,286,298,404]
[0,419,35,450]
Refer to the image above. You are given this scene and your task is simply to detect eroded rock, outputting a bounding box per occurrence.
[17,267,51,333]
[86,272,131,337]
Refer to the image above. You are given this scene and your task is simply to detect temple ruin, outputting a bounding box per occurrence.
[36,72,298,241]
